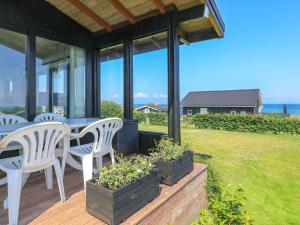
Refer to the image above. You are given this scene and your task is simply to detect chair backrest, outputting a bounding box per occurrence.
[79,118,123,154]
[34,113,66,122]
[0,115,28,141]
[0,115,27,125]
[0,122,70,172]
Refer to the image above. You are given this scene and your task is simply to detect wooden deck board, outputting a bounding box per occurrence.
[0,164,207,225]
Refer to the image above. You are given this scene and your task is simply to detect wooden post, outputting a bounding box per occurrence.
[26,29,36,121]
[123,38,133,119]
[94,49,100,117]
[168,12,181,143]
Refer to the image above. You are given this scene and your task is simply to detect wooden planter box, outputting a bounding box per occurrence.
[86,170,160,225]
[154,151,194,185]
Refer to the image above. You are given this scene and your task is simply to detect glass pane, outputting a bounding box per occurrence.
[133,32,168,132]
[0,27,27,118]
[36,55,50,114]
[100,44,123,118]
[53,64,68,115]
[36,37,86,118]
[69,47,86,118]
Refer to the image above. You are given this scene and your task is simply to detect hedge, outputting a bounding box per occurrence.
[192,113,300,135]
[133,111,147,123]
[147,112,168,126]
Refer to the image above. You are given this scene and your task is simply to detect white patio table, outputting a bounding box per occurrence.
[0,117,101,171]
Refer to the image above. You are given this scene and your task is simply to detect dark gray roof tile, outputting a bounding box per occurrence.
[181,89,261,107]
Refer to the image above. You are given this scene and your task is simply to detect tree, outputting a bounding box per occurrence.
[101,101,123,118]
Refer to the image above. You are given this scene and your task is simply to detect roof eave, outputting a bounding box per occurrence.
[205,0,225,38]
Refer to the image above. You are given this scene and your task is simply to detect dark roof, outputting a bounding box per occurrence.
[181,89,261,108]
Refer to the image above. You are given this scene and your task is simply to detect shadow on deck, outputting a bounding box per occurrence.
[0,164,207,225]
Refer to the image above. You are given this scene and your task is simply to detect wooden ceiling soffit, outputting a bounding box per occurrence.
[108,0,136,24]
[67,0,112,32]
[151,0,167,14]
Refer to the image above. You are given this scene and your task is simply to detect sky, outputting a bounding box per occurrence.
[102,0,300,105]
[1,1,300,107]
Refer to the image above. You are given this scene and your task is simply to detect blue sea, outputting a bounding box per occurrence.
[262,104,300,115]
[134,104,300,116]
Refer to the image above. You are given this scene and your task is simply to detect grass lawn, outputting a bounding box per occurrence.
[139,124,300,225]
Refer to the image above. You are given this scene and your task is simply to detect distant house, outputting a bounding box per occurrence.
[181,89,262,115]
[135,105,167,114]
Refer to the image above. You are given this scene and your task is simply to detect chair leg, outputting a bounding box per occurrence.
[62,136,70,176]
[53,159,66,203]
[21,173,30,188]
[44,167,53,189]
[76,138,80,146]
[74,128,80,146]
[61,151,68,176]
[110,151,115,165]
[94,157,102,174]
[7,169,22,225]
[82,154,93,194]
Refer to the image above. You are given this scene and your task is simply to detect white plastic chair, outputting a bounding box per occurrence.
[34,113,80,145]
[0,122,70,225]
[63,118,123,193]
[0,115,28,186]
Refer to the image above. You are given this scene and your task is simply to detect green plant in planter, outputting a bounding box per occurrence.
[150,137,190,161]
[96,155,153,190]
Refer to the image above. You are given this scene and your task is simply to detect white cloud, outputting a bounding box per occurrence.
[113,94,119,98]
[159,94,167,98]
[134,92,148,98]
[153,94,159,98]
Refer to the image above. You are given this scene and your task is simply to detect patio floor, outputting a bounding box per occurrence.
[0,163,207,225]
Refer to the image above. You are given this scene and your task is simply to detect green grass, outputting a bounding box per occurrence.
[139,124,300,225]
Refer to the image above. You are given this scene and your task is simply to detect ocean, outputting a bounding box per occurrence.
[134,104,300,116]
[262,104,300,115]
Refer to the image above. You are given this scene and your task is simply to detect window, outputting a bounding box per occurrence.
[200,108,208,114]
[187,110,193,116]
[133,32,168,131]
[145,108,150,113]
[100,44,123,118]
[0,27,27,118]
[36,37,86,118]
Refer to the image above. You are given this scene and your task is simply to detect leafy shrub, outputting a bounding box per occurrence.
[133,111,147,123]
[97,155,153,190]
[209,184,254,225]
[191,210,215,225]
[181,115,194,128]
[150,137,189,161]
[193,153,253,225]
[100,101,123,118]
[147,112,168,126]
[192,113,300,135]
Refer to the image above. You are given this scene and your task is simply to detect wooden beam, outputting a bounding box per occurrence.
[67,0,112,32]
[151,36,161,49]
[26,29,36,121]
[95,5,205,48]
[168,12,181,143]
[123,38,133,119]
[108,0,136,24]
[151,0,167,14]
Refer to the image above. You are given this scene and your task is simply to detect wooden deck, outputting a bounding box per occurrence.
[0,164,207,225]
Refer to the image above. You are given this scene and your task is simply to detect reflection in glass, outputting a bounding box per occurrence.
[0,27,27,117]
[100,44,124,118]
[36,37,86,118]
